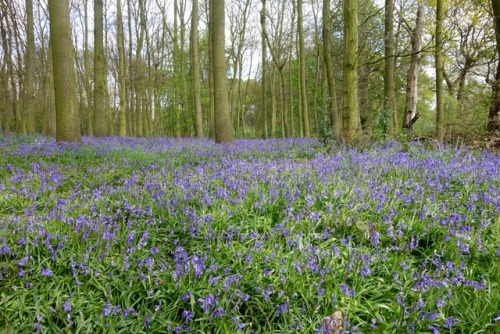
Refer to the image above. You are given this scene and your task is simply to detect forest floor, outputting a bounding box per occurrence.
[0,136,499,333]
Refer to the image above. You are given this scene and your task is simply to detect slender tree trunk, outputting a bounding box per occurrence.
[260,1,268,139]
[435,0,445,141]
[117,0,127,137]
[48,0,81,142]
[83,0,93,136]
[323,0,340,138]
[488,0,500,133]
[403,4,424,131]
[384,0,396,135]
[93,0,106,136]
[192,0,204,138]
[298,0,310,137]
[25,0,36,134]
[271,67,277,137]
[211,0,233,143]
[0,6,13,134]
[342,0,361,142]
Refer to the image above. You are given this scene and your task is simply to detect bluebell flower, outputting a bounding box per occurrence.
[102,303,112,316]
[63,300,72,313]
[41,268,53,277]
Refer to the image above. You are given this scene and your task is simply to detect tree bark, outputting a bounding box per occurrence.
[211,0,233,143]
[48,0,81,142]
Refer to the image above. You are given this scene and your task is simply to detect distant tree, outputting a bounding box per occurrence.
[488,0,500,133]
[48,0,81,142]
[342,0,361,142]
[211,0,233,143]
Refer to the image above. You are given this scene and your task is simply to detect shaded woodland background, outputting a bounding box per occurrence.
[0,0,499,143]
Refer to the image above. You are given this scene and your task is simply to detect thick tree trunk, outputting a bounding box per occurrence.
[48,0,81,142]
[342,0,361,142]
[435,0,445,141]
[94,0,106,136]
[211,0,233,143]
[403,4,424,131]
[488,0,500,133]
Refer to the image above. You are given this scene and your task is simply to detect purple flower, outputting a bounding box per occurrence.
[198,294,216,314]
[63,300,72,313]
[444,317,460,328]
[144,314,151,329]
[181,310,193,323]
[211,307,225,319]
[41,268,53,277]
[123,307,136,317]
[103,303,112,316]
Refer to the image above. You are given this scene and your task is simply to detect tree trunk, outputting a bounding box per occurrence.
[384,0,396,135]
[435,0,445,141]
[298,0,310,137]
[403,4,424,131]
[323,0,339,137]
[117,0,127,137]
[342,0,361,142]
[48,0,81,142]
[260,0,268,139]
[208,4,215,140]
[0,7,13,134]
[93,0,106,136]
[191,0,204,138]
[25,0,36,134]
[135,0,146,137]
[488,0,500,133]
[211,0,233,143]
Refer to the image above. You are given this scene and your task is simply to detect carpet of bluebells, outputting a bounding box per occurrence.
[0,136,499,333]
